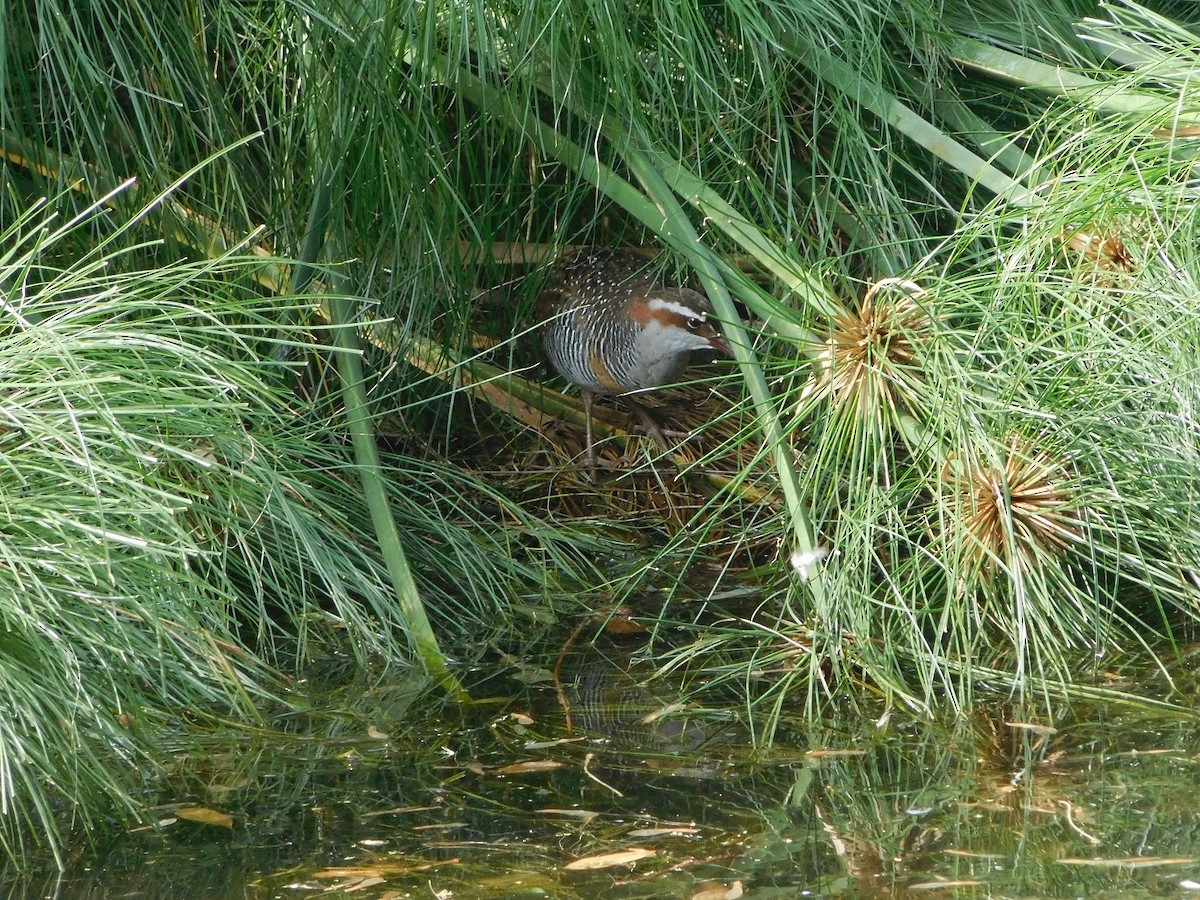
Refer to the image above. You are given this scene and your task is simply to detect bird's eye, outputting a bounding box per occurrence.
[686,317,703,331]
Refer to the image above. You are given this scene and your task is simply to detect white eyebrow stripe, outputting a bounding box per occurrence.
[647,297,706,319]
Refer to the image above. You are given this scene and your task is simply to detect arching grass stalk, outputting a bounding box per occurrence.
[767,24,1037,208]
[930,91,1042,187]
[327,278,465,699]
[627,143,841,327]
[510,23,1106,711]
[616,138,824,599]
[300,159,463,699]
[946,35,1200,129]
[426,59,664,254]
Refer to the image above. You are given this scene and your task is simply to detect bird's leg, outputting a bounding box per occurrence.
[580,393,686,478]
[582,389,599,478]
[577,392,624,479]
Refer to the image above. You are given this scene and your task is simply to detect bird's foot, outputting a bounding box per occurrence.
[582,450,624,482]
[623,399,698,450]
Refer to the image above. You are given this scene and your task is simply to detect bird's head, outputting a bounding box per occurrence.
[634,287,734,358]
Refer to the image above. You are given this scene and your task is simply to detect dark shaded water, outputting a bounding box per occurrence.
[5,650,1200,898]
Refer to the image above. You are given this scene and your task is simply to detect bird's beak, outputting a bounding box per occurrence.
[709,333,734,357]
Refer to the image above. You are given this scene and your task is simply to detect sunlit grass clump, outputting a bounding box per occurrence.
[802,278,934,427]
[939,435,1080,579]
[0,196,595,865]
[754,141,1200,711]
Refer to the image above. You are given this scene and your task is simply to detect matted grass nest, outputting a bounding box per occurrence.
[488,364,785,569]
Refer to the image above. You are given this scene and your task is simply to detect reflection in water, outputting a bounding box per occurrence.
[5,650,1200,897]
